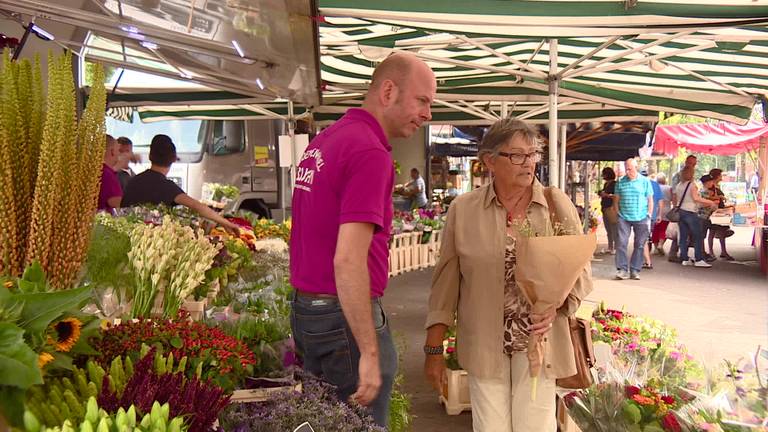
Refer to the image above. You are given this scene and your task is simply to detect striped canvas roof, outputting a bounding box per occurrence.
[317,0,768,123]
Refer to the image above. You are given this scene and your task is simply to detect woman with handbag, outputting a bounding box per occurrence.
[672,167,718,267]
[598,167,618,255]
[423,118,593,432]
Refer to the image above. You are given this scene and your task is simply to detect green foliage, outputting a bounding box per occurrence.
[14,285,92,344]
[17,261,48,293]
[0,264,93,427]
[209,183,239,201]
[83,220,132,295]
[23,397,185,432]
[0,322,42,425]
[388,333,412,432]
[25,358,106,427]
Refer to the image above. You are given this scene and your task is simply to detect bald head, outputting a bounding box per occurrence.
[370,52,431,90]
[362,52,436,139]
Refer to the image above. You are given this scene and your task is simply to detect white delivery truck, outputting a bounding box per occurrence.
[107,114,294,220]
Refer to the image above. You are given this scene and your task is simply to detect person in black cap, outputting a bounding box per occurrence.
[121,134,239,233]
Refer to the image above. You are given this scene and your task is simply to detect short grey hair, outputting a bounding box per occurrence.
[477,118,542,162]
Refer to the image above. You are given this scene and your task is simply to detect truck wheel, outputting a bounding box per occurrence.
[239,199,271,220]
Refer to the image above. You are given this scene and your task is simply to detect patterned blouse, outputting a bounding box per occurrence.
[503,231,532,354]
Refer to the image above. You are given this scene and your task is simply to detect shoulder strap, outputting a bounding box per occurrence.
[677,181,692,207]
[543,186,560,227]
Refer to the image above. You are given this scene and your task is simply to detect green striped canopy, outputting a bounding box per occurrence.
[109,1,768,125]
[317,0,768,123]
[108,91,659,125]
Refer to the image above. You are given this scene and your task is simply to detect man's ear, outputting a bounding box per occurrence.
[378,79,398,107]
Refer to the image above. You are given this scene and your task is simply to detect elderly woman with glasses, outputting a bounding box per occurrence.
[423,118,593,432]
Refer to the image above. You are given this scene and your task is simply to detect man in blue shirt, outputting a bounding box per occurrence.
[612,158,654,280]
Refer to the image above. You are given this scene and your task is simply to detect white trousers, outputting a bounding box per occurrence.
[468,352,557,432]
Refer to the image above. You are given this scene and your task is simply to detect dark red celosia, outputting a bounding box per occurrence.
[99,348,231,432]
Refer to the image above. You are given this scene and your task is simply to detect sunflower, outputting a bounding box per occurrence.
[50,317,82,352]
[38,352,54,369]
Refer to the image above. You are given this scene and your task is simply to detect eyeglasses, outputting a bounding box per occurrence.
[497,151,541,165]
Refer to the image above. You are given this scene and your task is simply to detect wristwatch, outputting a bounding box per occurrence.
[423,345,444,355]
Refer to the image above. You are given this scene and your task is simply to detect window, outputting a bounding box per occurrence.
[210,120,246,155]
[106,112,203,156]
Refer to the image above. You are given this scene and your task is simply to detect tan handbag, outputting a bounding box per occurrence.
[555,317,595,389]
[602,205,619,224]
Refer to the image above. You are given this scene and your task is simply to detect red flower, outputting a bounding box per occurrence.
[660,395,676,406]
[661,412,682,432]
[226,217,253,229]
[562,391,579,408]
[625,385,641,398]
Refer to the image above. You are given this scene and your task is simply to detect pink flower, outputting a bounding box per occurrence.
[669,351,683,361]
[625,343,638,351]
[446,347,455,354]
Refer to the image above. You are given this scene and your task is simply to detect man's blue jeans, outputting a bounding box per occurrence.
[679,209,704,262]
[291,292,398,428]
[616,216,650,274]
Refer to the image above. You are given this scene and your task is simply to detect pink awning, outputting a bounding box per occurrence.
[653,121,768,156]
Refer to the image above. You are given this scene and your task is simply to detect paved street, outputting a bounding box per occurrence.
[383,226,767,431]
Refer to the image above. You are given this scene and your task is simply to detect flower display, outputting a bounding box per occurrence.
[218,372,385,432]
[98,348,230,432]
[97,312,256,391]
[127,216,220,318]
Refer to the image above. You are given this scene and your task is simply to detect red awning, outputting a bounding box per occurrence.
[653,121,768,156]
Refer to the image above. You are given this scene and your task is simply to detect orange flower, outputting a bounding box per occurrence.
[632,394,657,406]
[38,352,54,369]
[50,317,82,352]
[2,280,12,289]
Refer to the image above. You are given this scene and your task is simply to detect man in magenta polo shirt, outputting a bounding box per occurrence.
[98,135,122,212]
[290,52,436,427]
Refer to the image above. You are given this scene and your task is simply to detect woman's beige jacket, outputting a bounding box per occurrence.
[425,179,594,380]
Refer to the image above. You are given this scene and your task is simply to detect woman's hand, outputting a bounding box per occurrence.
[424,354,448,393]
[529,306,557,336]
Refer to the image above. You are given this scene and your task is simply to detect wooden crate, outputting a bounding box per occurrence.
[231,381,303,403]
[440,369,472,415]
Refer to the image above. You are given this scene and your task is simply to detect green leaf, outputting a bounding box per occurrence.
[15,285,93,337]
[19,261,48,293]
[0,386,27,427]
[69,316,101,356]
[169,337,182,349]
[49,352,74,371]
[0,322,42,389]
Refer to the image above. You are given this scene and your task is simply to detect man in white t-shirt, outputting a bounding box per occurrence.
[404,168,429,209]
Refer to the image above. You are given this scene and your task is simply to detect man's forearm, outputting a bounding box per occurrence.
[335,260,378,357]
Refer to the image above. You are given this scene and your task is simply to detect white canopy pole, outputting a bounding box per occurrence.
[288,100,297,190]
[560,124,567,190]
[501,101,509,118]
[548,39,559,188]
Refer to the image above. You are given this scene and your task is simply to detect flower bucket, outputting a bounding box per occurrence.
[182,298,207,321]
[440,369,471,415]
